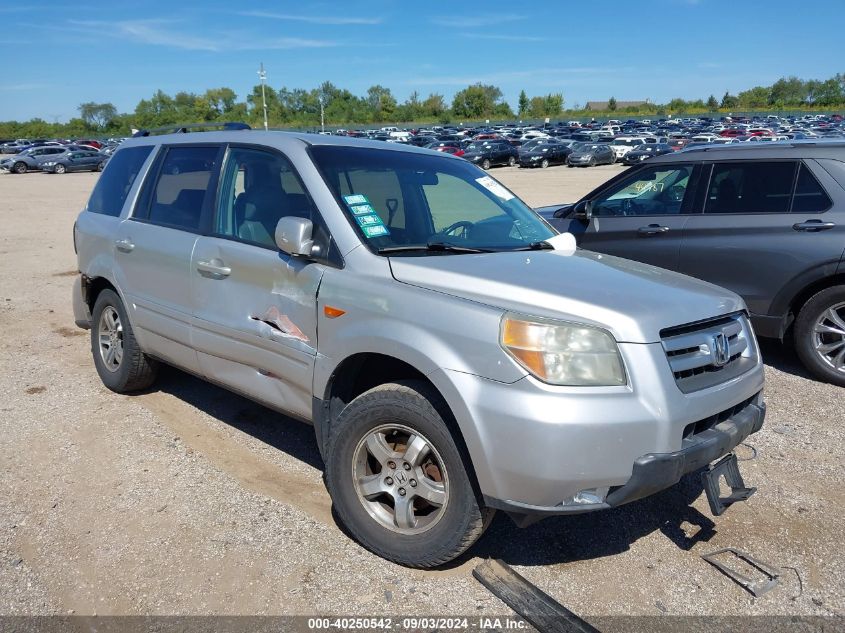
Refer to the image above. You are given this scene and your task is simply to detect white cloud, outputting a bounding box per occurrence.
[65,19,338,51]
[430,14,527,27]
[461,32,548,42]
[238,11,383,25]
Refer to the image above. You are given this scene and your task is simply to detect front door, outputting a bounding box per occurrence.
[190,145,327,419]
[679,159,845,327]
[575,162,703,270]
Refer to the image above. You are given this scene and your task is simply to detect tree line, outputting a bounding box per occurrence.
[1,74,844,139]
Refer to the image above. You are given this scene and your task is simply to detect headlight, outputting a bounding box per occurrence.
[43,162,56,166]
[530,155,540,160]
[500,314,626,386]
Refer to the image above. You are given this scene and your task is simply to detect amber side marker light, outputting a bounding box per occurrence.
[324,305,346,319]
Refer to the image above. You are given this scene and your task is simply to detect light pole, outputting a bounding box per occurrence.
[258,62,269,131]
[319,94,325,133]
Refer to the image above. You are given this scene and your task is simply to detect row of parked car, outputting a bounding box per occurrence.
[0,137,127,174]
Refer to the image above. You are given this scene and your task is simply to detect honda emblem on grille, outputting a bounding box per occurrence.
[711,332,730,366]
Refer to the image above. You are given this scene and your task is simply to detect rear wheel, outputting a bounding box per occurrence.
[326,380,492,568]
[96,161,105,172]
[12,161,26,174]
[54,164,66,174]
[91,289,158,392]
[794,286,845,386]
[507,156,516,167]
[588,157,596,167]
[481,159,491,170]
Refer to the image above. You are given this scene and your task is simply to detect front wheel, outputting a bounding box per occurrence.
[12,162,27,174]
[96,161,106,172]
[794,286,845,386]
[54,164,66,174]
[481,159,491,170]
[540,158,549,169]
[507,156,516,167]
[326,381,492,568]
[588,157,596,167]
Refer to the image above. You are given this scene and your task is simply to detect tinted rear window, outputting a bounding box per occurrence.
[705,161,797,214]
[87,146,153,217]
[791,163,832,213]
[146,146,218,231]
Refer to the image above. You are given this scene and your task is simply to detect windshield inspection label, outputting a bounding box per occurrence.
[476,176,514,201]
[355,214,383,227]
[349,203,376,215]
[362,224,390,238]
[343,194,369,205]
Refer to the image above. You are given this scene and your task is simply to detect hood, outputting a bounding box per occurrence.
[389,249,744,343]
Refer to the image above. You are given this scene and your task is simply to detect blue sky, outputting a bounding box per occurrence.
[1,0,842,122]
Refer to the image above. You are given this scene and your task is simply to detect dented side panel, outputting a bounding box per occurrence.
[190,235,325,420]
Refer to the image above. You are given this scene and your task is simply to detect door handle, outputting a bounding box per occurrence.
[114,238,135,252]
[637,224,670,236]
[793,220,836,232]
[196,260,231,277]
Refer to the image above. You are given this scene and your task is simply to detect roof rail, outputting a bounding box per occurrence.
[131,121,251,138]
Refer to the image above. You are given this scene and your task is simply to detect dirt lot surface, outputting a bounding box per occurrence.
[1,165,843,623]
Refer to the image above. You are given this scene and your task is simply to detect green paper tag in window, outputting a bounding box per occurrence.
[362,224,390,238]
[343,194,369,205]
[350,203,376,215]
[355,214,384,228]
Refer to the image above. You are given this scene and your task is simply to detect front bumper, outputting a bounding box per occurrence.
[432,340,765,519]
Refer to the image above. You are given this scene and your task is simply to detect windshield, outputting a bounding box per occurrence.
[464,143,491,152]
[310,146,555,254]
[611,139,642,146]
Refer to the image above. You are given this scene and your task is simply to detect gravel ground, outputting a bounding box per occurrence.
[0,164,842,622]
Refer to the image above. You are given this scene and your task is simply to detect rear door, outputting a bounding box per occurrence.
[113,144,222,372]
[190,145,329,419]
[574,161,703,270]
[679,159,845,330]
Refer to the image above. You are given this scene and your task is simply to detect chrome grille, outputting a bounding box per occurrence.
[661,313,757,392]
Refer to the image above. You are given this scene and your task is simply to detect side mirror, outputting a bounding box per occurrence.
[572,199,593,221]
[275,216,314,257]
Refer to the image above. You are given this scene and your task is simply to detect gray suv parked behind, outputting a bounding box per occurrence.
[73,130,765,567]
[541,142,845,386]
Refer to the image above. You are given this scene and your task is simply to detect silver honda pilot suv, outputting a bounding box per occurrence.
[72,130,765,567]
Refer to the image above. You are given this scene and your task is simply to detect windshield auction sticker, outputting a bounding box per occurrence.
[362,224,389,237]
[343,194,369,205]
[476,176,515,201]
[349,203,376,215]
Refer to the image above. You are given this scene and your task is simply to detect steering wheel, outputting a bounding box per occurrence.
[620,198,640,216]
[668,185,685,203]
[439,220,474,239]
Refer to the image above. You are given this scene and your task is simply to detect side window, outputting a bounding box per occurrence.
[147,146,218,231]
[791,163,832,213]
[593,164,696,217]
[88,146,153,217]
[705,161,797,214]
[215,146,322,249]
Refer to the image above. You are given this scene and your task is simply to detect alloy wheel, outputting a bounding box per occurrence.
[98,306,124,372]
[352,424,449,535]
[813,302,845,374]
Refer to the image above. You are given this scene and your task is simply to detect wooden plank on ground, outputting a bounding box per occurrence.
[472,559,601,633]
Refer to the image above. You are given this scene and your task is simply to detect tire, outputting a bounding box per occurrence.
[793,285,845,387]
[326,380,492,568]
[91,289,158,393]
[54,164,66,174]
[507,156,516,167]
[567,163,574,168]
[96,161,105,172]
[540,158,549,169]
[610,154,617,164]
[481,159,491,170]
[12,162,26,174]
[588,157,596,167]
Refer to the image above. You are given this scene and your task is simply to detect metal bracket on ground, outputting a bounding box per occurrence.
[701,547,781,597]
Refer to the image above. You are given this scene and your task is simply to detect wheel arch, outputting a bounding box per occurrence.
[770,269,845,339]
[315,352,485,501]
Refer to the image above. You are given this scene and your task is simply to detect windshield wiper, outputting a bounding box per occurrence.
[509,240,555,251]
[377,241,494,254]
